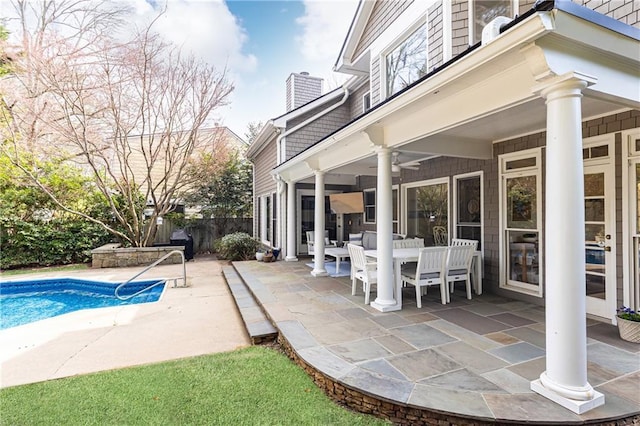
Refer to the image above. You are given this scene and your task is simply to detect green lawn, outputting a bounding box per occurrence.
[0,263,89,277]
[0,346,389,426]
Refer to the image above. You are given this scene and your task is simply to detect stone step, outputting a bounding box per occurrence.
[222,265,278,345]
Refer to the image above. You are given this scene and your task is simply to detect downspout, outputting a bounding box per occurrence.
[276,85,350,165]
[274,84,350,259]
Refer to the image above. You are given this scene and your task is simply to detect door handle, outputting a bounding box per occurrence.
[604,246,612,252]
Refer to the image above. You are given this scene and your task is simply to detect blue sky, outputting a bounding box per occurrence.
[221,0,358,138]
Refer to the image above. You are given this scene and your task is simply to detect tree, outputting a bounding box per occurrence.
[185,153,253,230]
[0,0,234,247]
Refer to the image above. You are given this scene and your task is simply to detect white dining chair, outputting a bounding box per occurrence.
[306,230,336,255]
[401,246,448,307]
[445,244,476,301]
[346,243,377,304]
[393,238,425,249]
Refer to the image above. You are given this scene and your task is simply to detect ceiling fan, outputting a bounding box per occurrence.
[391,151,420,173]
[368,151,421,173]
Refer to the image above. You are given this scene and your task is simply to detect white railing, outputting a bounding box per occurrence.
[115,250,186,301]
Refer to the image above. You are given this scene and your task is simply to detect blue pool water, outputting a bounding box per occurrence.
[0,277,166,330]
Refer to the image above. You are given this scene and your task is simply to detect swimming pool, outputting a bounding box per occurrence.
[0,277,166,330]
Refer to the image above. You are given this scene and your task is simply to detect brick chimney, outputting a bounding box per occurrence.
[285,71,323,112]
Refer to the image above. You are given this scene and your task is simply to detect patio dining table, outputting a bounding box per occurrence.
[365,247,482,309]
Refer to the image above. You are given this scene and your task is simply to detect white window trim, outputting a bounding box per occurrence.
[499,147,543,297]
[380,15,428,100]
[363,188,376,224]
[468,0,518,45]
[401,177,450,238]
[362,92,371,113]
[392,184,400,233]
[622,128,640,311]
[453,171,484,256]
[259,192,276,247]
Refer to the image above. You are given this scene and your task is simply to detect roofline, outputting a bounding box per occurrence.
[334,1,373,72]
[272,86,344,127]
[275,0,639,174]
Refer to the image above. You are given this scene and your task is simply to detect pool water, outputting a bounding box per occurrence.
[0,278,166,330]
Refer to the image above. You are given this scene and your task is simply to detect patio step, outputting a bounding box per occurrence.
[222,265,278,345]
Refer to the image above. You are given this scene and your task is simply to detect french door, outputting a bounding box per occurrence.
[297,189,341,255]
[584,162,616,320]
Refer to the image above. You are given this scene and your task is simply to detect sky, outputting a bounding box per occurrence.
[132,0,360,139]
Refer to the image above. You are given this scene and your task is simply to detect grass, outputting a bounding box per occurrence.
[0,263,89,277]
[0,346,390,426]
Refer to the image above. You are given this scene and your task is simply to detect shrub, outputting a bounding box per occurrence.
[214,232,260,261]
[0,217,112,269]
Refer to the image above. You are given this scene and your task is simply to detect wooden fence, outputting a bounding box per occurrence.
[154,218,253,253]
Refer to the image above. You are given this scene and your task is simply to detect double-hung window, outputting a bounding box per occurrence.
[364,189,376,224]
[385,23,427,97]
[469,0,516,44]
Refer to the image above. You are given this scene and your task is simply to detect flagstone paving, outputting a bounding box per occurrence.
[232,259,640,424]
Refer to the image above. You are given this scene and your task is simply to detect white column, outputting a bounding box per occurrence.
[530,73,604,414]
[371,146,397,311]
[285,181,298,262]
[311,170,328,277]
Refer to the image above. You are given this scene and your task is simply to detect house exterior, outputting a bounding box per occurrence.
[247,0,639,414]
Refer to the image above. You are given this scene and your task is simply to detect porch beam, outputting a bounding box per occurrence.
[399,135,493,159]
[311,170,328,277]
[530,72,604,414]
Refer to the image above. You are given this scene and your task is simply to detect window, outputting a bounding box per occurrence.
[500,149,542,296]
[404,178,449,246]
[392,186,399,233]
[385,23,427,97]
[364,189,376,223]
[260,193,277,246]
[362,93,371,113]
[470,1,515,44]
[454,173,482,250]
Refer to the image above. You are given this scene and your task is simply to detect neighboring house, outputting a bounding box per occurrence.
[247,1,639,413]
[122,126,247,208]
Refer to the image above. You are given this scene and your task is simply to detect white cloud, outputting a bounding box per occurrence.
[295,0,358,64]
[126,0,257,73]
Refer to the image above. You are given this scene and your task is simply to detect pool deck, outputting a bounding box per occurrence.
[230,259,640,425]
[0,256,250,388]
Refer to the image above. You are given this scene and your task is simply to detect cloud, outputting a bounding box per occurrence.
[295,0,358,63]
[127,0,257,73]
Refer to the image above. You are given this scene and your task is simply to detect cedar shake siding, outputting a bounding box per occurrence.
[285,103,351,160]
[451,0,468,56]
[428,2,444,72]
[353,0,414,60]
[348,81,371,120]
[253,139,277,197]
[370,58,381,106]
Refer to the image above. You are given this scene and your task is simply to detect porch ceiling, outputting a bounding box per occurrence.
[275,7,639,183]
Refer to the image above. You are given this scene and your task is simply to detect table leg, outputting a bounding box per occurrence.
[335,256,341,274]
[394,258,403,308]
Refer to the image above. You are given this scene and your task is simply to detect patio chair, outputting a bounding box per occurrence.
[346,243,377,304]
[445,244,476,302]
[401,246,448,307]
[433,226,448,246]
[393,238,425,249]
[306,230,336,255]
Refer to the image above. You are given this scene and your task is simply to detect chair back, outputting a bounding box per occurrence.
[446,245,475,271]
[433,226,448,246]
[451,238,478,250]
[393,238,425,249]
[416,247,447,279]
[347,243,367,270]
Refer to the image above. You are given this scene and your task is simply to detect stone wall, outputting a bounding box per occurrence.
[91,244,184,268]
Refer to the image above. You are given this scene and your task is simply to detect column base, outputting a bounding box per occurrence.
[285,256,298,262]
[531,379,605,414]
[311,269,328,277]
[371,300,401,312]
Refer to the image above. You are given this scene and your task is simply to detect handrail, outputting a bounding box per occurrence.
[115,249,186,300]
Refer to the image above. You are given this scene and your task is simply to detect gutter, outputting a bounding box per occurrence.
[274,85,351,166]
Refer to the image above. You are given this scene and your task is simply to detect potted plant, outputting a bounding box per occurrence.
[616,307,640,343]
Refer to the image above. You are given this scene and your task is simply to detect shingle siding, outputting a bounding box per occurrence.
[349,82,371,120]
[579,0,640,27]
[451,0,469,56]
[286,104,351,160]
[354,0,415,60]
[371,58,381,106]
[428,2,444,71]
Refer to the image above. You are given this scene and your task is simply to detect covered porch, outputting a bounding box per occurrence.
[231,259,639,424]
[272,2,639,414]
